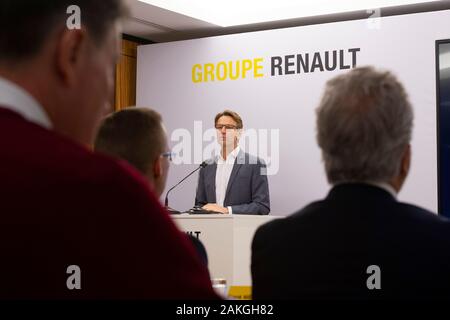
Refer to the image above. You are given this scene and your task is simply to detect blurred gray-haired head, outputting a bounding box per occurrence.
[316,66,413,184]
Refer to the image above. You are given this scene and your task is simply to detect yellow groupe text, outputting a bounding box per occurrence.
[192,58,264,83]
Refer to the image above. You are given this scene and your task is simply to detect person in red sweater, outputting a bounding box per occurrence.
[0,0,218,299]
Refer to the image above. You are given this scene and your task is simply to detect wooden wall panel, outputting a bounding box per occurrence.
[114,39,139,111]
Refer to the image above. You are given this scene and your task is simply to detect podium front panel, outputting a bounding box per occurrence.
[172,214,280,287]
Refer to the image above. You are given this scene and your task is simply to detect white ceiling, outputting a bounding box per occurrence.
[123,0,450,42]
[123,0,216,42]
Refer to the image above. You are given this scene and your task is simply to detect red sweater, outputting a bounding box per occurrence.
[0,108,218,299]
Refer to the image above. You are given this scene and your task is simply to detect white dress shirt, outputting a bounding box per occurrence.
[0,77,52,129]
[215,146,240,214]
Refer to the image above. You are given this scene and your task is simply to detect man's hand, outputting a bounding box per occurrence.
[202,203,229,214]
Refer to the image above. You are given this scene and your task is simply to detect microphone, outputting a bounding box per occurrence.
[164,161,208,214]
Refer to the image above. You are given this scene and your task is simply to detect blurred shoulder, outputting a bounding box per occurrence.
[254,201,323,241]
[396,201,450,226]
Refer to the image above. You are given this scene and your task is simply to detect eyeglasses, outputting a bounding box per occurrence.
[215,124,239,130]
[161,151,175,162]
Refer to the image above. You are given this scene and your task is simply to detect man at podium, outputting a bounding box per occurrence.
[195,110,270,215]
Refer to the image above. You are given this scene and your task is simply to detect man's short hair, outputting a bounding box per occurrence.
[0,0,127,62]
[316,66,413,184]
[215,110,243,129]
[94,108,165,175]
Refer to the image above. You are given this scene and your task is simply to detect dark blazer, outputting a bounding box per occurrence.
[252,183,450,299]
[0,108,218,299]
[195,150,270,215]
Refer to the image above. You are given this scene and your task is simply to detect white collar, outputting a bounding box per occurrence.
[218,146,240,163]
[365,181,397,199]
[0,77,52,129]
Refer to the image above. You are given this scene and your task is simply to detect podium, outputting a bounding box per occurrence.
[172,214,280,287]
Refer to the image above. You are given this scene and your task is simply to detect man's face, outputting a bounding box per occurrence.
[73,22,121,145]
[215,116,240,149]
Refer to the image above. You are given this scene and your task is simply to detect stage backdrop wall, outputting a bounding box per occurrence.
[137,10,450,216]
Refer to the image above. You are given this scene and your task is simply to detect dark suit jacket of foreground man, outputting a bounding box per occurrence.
[195,150,270,215]
[0,107,218,299]
[252,183,450,299]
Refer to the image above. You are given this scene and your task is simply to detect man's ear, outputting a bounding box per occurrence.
[236,129,243,142]
[389,144,411,193]
[401,144,411,178]
[153,157,162,179]
[55,28,87,87]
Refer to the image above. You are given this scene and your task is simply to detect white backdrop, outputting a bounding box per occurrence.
[137,10,450,216]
